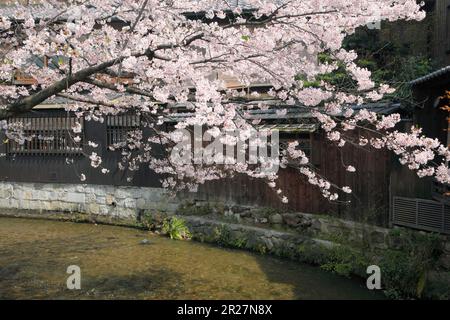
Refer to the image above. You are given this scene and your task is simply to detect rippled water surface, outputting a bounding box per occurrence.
[0,217,384,299]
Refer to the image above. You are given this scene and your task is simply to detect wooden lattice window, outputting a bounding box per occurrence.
[7,115,83,155]
[106,114,141,146]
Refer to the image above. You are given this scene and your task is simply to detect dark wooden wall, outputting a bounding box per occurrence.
[390,74,450,206]
[433,0,450,67]
[0,110,393,226]
[192,130,392,226]
[0,110,161,188]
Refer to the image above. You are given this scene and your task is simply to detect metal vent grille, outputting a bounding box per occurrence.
[392,197,417,225]
[392,196,450,234]
[445,206,450,233]
[418,201,443,229]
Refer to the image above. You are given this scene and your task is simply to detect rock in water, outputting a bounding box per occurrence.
[140,239,151,245]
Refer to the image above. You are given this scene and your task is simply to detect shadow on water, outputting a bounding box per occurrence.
[251,254,384,300]
[0,217,384,300]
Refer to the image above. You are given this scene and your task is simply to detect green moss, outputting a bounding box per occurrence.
[254,243,268,255]
[177,201,229,217]
[256,207,279,218]
[378,230,443,299]
[294,229,444,299]
[177,202,212,216]
[318,229,351,246]
[139,211,167,230]
[212,224,249,249]
[296,243,329,265]
[319,245,369,278]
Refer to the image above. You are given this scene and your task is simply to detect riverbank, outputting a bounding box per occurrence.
[1,208,449,299]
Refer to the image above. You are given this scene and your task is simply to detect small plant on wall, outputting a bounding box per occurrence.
[162,217,192,241]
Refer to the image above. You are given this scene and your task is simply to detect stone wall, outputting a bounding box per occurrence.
[180,215,337,256]
[177,202,393,249]
[0,182,179,219]
[176,202,450,273]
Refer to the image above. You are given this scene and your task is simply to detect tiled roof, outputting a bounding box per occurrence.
[410,66,450,87]
[257,123,318,133]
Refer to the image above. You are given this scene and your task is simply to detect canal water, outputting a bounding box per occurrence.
[0,217,383,299]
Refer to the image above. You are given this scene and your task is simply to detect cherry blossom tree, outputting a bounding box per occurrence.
[0,0,448,203]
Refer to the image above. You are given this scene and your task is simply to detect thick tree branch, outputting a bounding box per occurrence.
[0,57,128,119]
[56,93,121,108]
[84,78,156,100]
[0,32,205,120]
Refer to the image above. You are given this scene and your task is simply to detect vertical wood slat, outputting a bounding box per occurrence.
[434,0,450,66]
[56,116,60,154]
[68,117,72,155]
[32,117,36,154]
[39,117,43,153]
[62,117,68,155]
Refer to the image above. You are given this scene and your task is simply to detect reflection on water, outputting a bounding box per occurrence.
[0,217,384,300]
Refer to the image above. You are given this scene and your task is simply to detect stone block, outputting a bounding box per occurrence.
[28,201,42,210]
[123,198,136,209]
[8,199,19,208]
[115,189,133,199]
[48,192,59,201]
[86,193,96,203]
[60,202,79,212]
[87,204,100,215]
[33,191,49,201]
[93,188,106,196]
[0,199,10,208]
[105,195,116,206]
[0,186,13,199]
[65,192,85,203]
[269,213,283,224]
[136,198,146,209]
[282,213,312,229]
[96,197,106,205]
[18,191,32,200]
[18,200,31,210]
[40,201,55,211]
[99,205,110,215]
[116,208,136,218]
